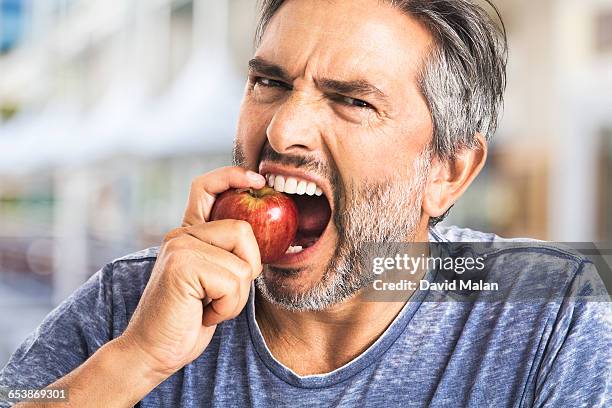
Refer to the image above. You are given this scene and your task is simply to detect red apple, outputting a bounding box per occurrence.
[210,186,298,263]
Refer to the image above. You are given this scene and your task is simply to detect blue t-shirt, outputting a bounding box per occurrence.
[1,226,610,407]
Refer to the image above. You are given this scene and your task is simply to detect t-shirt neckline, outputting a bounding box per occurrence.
[245,230,440,389]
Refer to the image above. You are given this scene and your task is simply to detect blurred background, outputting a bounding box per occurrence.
[0,0,611,365]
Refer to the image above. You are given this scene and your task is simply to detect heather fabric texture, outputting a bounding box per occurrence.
[1,225,610,407]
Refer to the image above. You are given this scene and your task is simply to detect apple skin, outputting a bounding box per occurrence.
[210,186,299,264]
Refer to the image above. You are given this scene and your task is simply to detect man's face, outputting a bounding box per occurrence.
[234,0,435,310]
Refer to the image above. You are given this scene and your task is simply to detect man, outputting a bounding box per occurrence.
[1,0,610,407]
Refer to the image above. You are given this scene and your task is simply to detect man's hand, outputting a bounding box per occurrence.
[120,166,266,376]
[13,167,267,408]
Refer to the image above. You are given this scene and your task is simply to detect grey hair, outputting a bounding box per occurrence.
[254,0,508,226]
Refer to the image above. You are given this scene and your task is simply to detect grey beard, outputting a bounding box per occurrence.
[255,149,432,312]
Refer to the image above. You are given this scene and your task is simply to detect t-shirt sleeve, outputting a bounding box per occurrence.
[0,264,114,407]
[533,261,612,407]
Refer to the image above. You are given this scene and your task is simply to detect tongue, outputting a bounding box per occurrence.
[292,195,331,237]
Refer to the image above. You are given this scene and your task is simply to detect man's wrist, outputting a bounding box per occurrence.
[13,336,171,408]
[103,335,172,397]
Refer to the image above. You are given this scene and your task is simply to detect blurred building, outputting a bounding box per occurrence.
[439,0,612,244]
[0,0,257,363]
[0,0,258,297]
[0,0,611,363]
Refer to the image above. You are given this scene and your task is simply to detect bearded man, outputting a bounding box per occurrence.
[1,0,610,407]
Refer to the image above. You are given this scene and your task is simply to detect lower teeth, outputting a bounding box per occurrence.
[285,245,304,254]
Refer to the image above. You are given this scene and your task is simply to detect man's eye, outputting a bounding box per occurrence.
[337,95,373,110]
[254,77,287,89]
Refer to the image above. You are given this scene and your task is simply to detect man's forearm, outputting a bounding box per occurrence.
[14,336,168,408]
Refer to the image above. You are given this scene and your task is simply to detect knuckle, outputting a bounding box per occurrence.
[163,237,183,253]
[227,273,240,293]
[232,220,253,238]
[164,250,185,269]
[189,175,207,194]
[163,227,185,244]
[235,262,252,280]
[190,174,205,189]
[227,166,243,177]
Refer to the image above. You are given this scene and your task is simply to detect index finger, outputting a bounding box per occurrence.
[183,166,266,227]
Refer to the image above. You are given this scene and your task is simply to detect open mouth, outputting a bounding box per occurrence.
[264,173,332,256]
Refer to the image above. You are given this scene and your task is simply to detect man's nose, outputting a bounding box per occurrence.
[266,92,323,155]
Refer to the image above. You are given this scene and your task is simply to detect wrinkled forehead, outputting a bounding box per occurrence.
[256,0,434,89]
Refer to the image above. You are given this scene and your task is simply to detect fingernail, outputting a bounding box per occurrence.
[247,171,265,184]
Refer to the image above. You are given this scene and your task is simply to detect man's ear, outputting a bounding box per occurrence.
[422,133,488,220]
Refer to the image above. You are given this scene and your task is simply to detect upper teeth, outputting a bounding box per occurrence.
[266,174,323,196]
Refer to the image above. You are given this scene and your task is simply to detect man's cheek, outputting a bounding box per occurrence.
[235,131,268,169]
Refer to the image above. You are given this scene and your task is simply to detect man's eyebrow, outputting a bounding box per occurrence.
[318,78,388,102]
[248,57,292,82]
[248,57,388,102]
